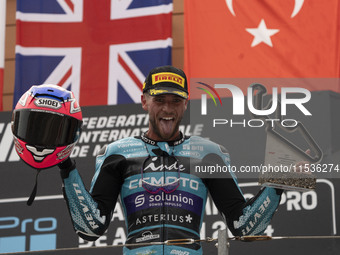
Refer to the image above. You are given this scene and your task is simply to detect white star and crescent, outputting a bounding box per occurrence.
[245,19,279,47]
[225,0,304,47]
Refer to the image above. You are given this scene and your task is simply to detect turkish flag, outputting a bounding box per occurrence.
[184,0,340,91]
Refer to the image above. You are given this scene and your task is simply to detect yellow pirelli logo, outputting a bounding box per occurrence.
[152,72,185,88]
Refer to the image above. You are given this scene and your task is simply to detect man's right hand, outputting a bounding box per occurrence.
[58,158,76,179]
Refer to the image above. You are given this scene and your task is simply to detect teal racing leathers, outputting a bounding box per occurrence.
[59,134,282,254]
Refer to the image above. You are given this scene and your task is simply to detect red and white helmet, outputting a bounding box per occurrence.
[11,84,83,169]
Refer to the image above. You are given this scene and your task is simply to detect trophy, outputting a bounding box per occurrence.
[250,83,323,191]
[259,123,322,191]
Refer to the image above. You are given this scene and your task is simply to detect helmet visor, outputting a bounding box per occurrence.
[12,109,81,147]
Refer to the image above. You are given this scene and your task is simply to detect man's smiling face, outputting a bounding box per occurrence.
[142,93,188,141]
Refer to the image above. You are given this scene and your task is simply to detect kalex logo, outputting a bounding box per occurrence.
[196,82,311,128]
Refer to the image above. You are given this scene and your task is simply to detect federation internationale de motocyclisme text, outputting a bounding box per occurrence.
[194,163,340,174]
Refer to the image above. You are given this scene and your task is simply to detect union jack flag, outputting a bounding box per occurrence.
[14,0,173,106]
[0,0,5,111]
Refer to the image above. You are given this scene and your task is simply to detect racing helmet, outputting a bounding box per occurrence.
[11,84,83,169]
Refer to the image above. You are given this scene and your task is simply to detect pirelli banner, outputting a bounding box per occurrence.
[1,92,340,254]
